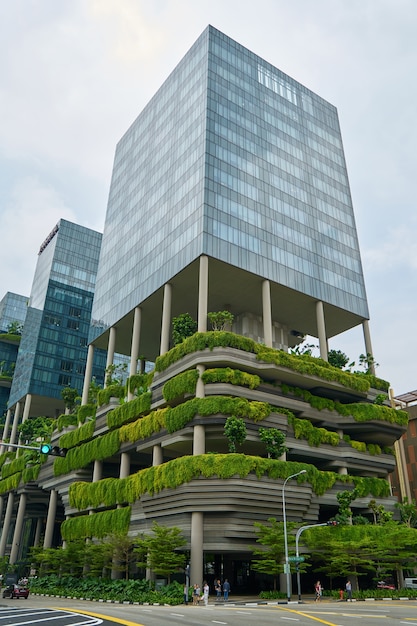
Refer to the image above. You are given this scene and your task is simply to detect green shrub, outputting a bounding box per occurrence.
[97,384,126,407]
[61,506,131,540]
[59,419,96,449]
[202,367,261,389]
[162,370,199,402]
[107,393,152,429]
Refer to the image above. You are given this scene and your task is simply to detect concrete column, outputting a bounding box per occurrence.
[10,492,27,564]
[362,320,375,375]
[22,394,32,424]
[338,467,348,475]
[262,280,273,348]
[193,426,205,456]
[128,307,142,400]
[153,444,163,466]
[0,496,3,526]
[105,326,117,387]
[119,452,130,479]
[190,511,204,587]
[1,409,12,450]
[316,301,328,361]
[198,255,209,332]
[34,517,43,547]
[43,489,57,549]
[160,283,172,355]
[9,401,21,448]
[93,460,103,483]
[0,492,14,556]
[196,364,205,399]
[81,344,95,406]
[194,365,206,455]
[389,389,412,501]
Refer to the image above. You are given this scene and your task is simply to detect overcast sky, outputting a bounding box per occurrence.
[0,0,415,396]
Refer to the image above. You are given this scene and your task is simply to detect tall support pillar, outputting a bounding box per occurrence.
[198,255,209,332]
[153,444,163,466]
[1,409,12,450]
[34,517,43,548]
[22,394,32,424]
[160,283,172,355]
[129,306,142,400]
[9,401,21,448]
[190,511,204,587]
[105,327,117,387]
[316,301,328,361]
[362,320,375,375]
[93,460,103,483]
[119,452,130,479]
[0,492,14,556]
[10,493,27,564]
[194,364,205,455]
[81,344,95,406]
[44,489,58,549]
[262,280,273,348]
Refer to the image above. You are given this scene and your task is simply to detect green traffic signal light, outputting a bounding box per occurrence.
[39,444,67,457]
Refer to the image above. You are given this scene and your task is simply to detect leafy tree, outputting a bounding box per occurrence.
[395,498,417,528]
[252,518,297,591]
[18,416,54,445]
[224,416,247,452]
[172,313,197,346]
[358,353,379,374]
[6,320,23,335]
[368,499,393,525]
[328,349,349,369]
[88,377,102,404]
[289,342,316,356]
[336,488,359,525]
[103,533,136,580]
[258,427,287,459]
[61,387,80,413]
[105,363,128,386]
[134,522,186,583]
[207,311,234,331]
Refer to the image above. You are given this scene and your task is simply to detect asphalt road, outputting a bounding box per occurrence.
[2,595,417,626]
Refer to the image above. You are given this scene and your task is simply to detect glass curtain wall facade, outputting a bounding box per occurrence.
[0,293,28,419]
[90,25,368,354]
[8,220,106,414]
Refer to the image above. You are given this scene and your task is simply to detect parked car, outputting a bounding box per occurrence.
[2,584,29,599]
[377,581,395,590]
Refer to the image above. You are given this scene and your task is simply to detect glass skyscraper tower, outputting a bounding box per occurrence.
[90,25,371,363]
[8,219,106,420]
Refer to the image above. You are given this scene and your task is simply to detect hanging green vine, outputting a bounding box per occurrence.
[119,408,168,444]
[97,384,126,407]
[201,367,261,389]
[56,413,78,431]
[165,396,271,433]
[54,429,121,477]
[77,404,96,424]
[68,453,390,511]
[59,418,96,449]
[61,506,131,541]
[281,384,407,426]
[162,370,199,402]
[107,392,152,429]
[0,472,21,495]
[288,415,340,447]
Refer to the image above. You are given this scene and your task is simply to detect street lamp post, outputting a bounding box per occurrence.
[295,522,328,602]
[282,470,307,603]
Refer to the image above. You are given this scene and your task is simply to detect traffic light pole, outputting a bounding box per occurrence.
[295,522,335,602]
[0,441,41,452]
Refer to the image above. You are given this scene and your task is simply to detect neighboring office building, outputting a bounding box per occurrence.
[390,390,417,504]
[0,219,107,564]
[0,292,28,421]
[1,27,406,590]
